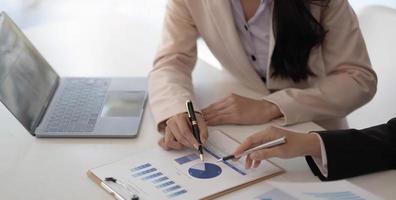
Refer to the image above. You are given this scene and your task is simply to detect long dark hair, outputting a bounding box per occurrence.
[271,0,328,82]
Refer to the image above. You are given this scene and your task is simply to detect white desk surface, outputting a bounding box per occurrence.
[0,4,395,200]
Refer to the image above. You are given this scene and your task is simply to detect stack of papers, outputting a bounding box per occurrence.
[253,181,383,200]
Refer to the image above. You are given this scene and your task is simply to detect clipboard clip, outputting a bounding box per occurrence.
[101,177,139,200]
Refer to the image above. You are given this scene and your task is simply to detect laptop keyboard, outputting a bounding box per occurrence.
[45,78,111,133]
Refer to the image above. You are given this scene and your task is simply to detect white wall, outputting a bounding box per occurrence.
[347,5,396,129]
[1,0,394,28]
[350,0,396,11]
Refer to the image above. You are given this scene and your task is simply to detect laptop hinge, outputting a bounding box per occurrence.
[31,77,60,133]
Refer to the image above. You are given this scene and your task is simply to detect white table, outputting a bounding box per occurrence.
[0,3,395,200]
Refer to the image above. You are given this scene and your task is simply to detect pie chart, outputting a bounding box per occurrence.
[188,163,222,179]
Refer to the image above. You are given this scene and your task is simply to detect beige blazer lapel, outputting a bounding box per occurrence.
[203,0,269,95]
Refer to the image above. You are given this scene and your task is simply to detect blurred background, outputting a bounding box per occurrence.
[1,0,395,129]
[1,0,395,28]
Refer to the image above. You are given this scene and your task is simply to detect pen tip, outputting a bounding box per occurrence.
[200,154,204,162]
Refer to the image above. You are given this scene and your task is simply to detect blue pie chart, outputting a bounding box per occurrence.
[188,163,222,179]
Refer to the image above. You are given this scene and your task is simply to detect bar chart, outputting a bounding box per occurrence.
[255,189,298,200]
[303,191,367,200]
[130,163,187,198]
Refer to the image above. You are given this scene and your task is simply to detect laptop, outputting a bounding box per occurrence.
[0,12,147,138]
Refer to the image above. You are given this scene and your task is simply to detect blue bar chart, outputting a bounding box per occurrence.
[204,147,247,176]
[142,172,162,180]
[130,163,188,199]
[174,153,199,165]
[256,189,370,200]
[255,189,298,200]
[303,191,367,200]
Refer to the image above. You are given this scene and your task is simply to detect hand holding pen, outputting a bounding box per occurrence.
[217,137,286,163]
[230,126,321,170]
[158,107,208,151]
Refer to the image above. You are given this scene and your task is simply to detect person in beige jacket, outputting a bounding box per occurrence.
[149,0,377,151]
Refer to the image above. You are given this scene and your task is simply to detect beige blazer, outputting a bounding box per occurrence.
[148,0,377,130]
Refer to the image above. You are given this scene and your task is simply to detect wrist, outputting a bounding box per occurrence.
[304,134,321,157]
[267,101,282,119]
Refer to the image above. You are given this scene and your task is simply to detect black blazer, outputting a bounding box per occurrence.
[306,118,396,181]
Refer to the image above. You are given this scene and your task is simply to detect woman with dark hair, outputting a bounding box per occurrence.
[148,0,377,151]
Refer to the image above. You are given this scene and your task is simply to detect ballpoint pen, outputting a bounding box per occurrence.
[186,100,204,162]
[216,137,287,162]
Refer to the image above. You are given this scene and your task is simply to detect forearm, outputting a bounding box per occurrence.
[263,70,376,126]
[149,0,199,130]
[149,68,197,130]
[306,119,396,181]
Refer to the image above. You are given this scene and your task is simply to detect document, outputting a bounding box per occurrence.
[253,181,383,200]
[88,130,284,200]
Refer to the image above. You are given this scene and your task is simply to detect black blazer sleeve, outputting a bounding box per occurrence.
[305,118,396,181]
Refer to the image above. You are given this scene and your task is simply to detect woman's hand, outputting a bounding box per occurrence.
[202,94,282,126]
[233,127,321,169]
[158,112,208,151]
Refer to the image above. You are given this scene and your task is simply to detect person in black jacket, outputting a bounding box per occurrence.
[233,118,396,181]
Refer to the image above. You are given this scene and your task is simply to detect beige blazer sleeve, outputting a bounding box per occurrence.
[148,0,199,130]
[263,0,377,125]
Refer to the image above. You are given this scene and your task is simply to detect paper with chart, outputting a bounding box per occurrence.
[253,181,383,200]
[88,130,284,199]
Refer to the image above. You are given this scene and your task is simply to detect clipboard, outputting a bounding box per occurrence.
[87,130,285,200]
[88,165,284,200]
[88,171,128,200]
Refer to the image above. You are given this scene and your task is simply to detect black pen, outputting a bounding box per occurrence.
[186,100,204,162]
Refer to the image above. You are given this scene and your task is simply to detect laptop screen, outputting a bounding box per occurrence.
[0,12,59,134]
